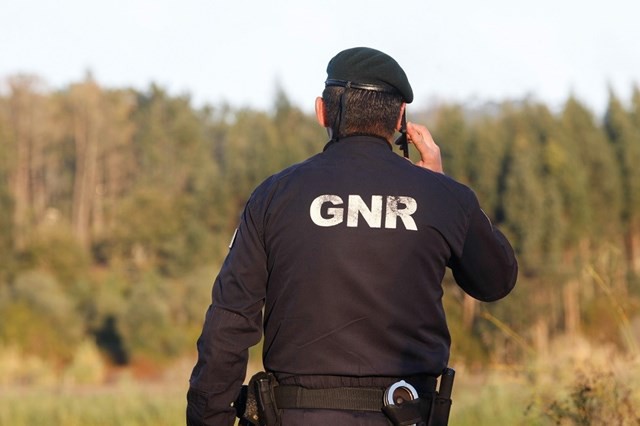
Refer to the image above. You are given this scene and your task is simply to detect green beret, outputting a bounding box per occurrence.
[326,47,413,103]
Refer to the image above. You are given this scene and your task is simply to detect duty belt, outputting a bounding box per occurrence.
[274,385,389,411]
[272,384,442,426]
[237,371,453,426]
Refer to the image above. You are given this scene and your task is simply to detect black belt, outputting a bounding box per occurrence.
[240,373,449,425]
[275,385,386,411]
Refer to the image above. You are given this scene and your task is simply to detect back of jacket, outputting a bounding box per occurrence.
[214,136,517,377]
[188,135,517,425]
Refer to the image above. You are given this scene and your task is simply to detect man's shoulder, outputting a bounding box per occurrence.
[409,166,477,207]
[249,153,323,201]
[274,153,324,181]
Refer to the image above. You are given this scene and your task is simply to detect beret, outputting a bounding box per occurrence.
[326,47,413,103]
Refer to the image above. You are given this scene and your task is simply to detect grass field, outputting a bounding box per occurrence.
[0,384,186,426]
[2,378,530,426]
[1,338,639,426]
[0,355,192,426]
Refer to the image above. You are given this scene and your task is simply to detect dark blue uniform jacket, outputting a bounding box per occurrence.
[187,136,518,425]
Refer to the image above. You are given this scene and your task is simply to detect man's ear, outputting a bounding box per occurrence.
[395,103,406,131]
[315,96,328,127]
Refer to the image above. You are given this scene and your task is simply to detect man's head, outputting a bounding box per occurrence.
[316,47,413,142]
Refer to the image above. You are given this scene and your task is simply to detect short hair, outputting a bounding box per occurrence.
[322,86,404,140]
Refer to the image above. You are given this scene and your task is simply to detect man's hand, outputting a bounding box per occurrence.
[406,122,444,174]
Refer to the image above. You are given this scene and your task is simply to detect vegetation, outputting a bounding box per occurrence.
[1,73,640,424]
[0,383,186,426]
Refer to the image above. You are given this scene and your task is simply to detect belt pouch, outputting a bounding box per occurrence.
[429,396,452,426]
[253,372,280,426]
[382,397,426,425]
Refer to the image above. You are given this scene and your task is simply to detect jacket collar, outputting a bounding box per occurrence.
[322,135,392,153]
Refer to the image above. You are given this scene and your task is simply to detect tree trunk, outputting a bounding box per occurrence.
[29,98,51,227]
[8,79,33,250]
[462,293,476,330]
[533,317,549,356]
[71,83,101,250]
[563,279,580,336]
[628,225,640,275]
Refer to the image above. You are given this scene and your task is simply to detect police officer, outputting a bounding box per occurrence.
[187,47,518,426]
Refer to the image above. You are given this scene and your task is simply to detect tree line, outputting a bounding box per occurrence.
[0,74,639,371]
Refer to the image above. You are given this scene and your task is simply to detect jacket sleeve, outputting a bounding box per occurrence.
[187,196,267,426]
[448,196,518,302]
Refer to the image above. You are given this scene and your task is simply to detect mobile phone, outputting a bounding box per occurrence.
[394,110,408,158]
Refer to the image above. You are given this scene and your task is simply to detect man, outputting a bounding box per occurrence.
[187,47,518,425]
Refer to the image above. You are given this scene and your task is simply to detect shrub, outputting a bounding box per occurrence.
[63,340,107,385]
[118,273,187,363]
[18,226,89,287]
[526,336,640,425]
[0,270,83,361]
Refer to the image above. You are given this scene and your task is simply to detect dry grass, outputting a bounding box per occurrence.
[452,336,640,425]
[1,338,639,425]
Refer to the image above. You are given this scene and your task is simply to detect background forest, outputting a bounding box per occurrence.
[1,74,640,425]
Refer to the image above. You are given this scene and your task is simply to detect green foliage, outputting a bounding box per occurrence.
[171,264,220,333]
[465,115,510,218]
[272,86,325,164]
[18,224,90,286]
[453,373,535,426]
[561,97,622,243]
[444,288,491,367]
[0,270,83,361]
[0,183,15,281]
[432,104,470,182]
[1,73,640,383]
[605,91,640,228]
[133,85,212,192]
[501,132,547,273]
[118,273,188,362]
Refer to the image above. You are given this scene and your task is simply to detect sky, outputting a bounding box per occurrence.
[1,0,639,116]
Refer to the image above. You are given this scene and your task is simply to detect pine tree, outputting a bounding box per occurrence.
[561,96,622,246]
[500,128,547,274]
[466,113,509,220]
[432,104,469,183]
[604,90,640,273]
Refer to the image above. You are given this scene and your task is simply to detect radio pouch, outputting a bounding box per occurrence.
[246,372,280,426]
[236,371,281,426]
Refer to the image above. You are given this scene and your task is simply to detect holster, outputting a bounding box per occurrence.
[429,368,455,426]
[429,394,452,426]
[382,396,432,425]
[236,372,281,426]
[381,393,452,426]
[382,368,455,426]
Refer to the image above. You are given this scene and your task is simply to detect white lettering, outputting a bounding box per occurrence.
[310,195,344,226]
[385,196,418,231]
[309,194,418,230]
[347,195,383,228]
